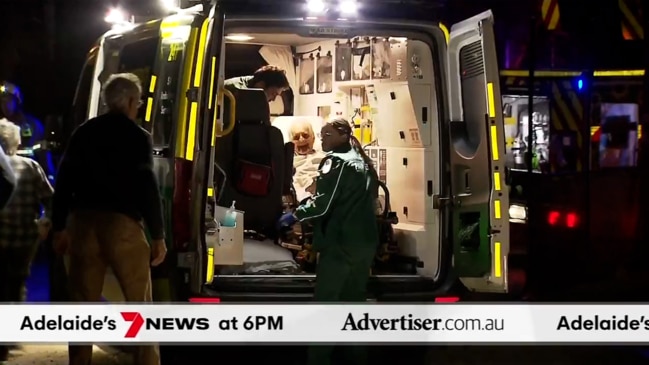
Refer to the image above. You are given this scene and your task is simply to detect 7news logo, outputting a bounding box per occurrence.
[121,312,210,338]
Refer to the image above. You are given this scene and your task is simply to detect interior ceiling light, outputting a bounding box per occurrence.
[225,34,254,42]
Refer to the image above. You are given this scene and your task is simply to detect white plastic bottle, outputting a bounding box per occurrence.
[221,201,237,227]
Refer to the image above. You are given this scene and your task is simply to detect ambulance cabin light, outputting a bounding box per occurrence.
[304,0,359,19]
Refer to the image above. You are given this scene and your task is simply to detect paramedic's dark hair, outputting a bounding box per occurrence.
[328,118,379,182]
[248,65,290,89]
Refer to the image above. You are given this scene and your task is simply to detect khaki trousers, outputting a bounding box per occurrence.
[67,211,159,365]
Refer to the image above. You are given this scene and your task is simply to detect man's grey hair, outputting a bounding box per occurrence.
[0,118,20,156]
[101,73,142,112]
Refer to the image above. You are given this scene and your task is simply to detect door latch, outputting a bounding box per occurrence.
[432,195,451,209]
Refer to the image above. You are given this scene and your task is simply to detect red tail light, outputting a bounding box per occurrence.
[565,212,579,228]
[172,158,193,251]
[435,296,460,303]
[547,211,561,225]
[547,210,580,228]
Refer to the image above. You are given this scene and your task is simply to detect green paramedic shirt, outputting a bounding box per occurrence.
[294,147,379,255]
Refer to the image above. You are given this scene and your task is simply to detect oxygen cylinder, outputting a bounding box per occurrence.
[353,117,363,141]
[361,119,373,145]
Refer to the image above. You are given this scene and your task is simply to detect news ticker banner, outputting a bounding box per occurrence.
[5,304,649,343]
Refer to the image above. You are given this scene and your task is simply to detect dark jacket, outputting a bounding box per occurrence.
[51,112,165,239]
[0,145,15,209]
[294,144,379,257]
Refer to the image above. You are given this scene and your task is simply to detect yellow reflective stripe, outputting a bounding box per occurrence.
[208,57,216,110]
[193,19,210,87]
[205,247,214,283]
[144,97,154,122]
[494,199,501,219]
[207,188,214,197]
[186,102,198,160]
[487,82,496,118]
[493,242,502,278]
[174,27,198,158]
[490,125,499,161]
[438,22,449,44]
[618,0,644,40]
[499,70,582,77]
[493,172,501,191]
[149,75,157,93]
[594,69,644,77]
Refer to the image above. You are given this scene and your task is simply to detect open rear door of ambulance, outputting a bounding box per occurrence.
[446,11,510,293]
[187,3,227,296]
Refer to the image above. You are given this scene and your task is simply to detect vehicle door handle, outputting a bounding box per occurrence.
[455,193,472,198]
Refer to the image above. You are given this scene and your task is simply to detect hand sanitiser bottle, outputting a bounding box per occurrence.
[221,201,237,227]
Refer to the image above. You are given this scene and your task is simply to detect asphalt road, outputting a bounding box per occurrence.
[7,344,648,364]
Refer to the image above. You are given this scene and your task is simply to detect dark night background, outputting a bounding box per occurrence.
[0,0,644,123]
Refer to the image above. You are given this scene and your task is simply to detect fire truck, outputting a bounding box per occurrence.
[56,0,517,303]
[500,68,644,294]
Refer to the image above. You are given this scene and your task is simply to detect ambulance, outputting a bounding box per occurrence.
[499,68,645,293]
[63,0,512,302]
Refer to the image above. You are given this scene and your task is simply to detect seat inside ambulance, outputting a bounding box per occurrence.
[214,87,301,274]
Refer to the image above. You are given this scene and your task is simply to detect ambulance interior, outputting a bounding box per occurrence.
[209,30,442,279]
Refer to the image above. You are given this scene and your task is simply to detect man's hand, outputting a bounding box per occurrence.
[150,239,167,267]
[53,231,70,255]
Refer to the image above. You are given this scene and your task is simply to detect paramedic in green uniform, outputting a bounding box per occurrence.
[224,65,290,102]
[278,118,379,365]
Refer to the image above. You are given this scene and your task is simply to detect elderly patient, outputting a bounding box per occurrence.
[0,118,53,363]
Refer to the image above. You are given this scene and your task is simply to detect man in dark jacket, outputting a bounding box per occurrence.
[0,144,15,209]
[51,73,166,365]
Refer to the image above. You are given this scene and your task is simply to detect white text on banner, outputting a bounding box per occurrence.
[4,304,649,343]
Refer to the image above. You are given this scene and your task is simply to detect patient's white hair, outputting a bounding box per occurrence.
[101,73,142,112]
[0,118,20,156]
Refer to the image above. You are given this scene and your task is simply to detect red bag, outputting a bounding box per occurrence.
[235,159,272,196]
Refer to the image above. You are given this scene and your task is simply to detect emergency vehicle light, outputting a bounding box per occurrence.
[104,8,127,24]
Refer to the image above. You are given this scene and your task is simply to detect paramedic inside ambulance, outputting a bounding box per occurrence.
[278,118,379,365]
[0,82,54,181]
[224,65,290,102]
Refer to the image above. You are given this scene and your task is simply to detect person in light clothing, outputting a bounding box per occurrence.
[0,143,15,209]
[0,118,53,364]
